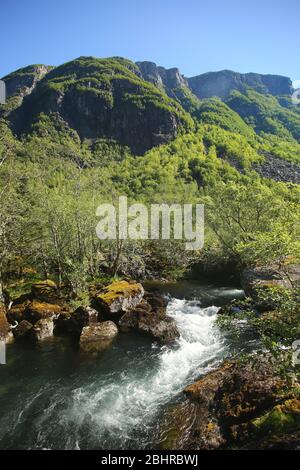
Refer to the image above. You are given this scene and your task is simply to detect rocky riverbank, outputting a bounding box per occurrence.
[1,268,300,450]
[0,279,179,349]
[159,264,300,450]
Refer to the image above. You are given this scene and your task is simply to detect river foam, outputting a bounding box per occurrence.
[0,295,231,449]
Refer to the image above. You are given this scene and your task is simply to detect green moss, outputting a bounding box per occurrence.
[251,399,300,435]
[96,280,142,304]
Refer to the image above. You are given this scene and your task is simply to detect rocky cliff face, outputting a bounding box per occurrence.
[187,70,293,99]
[2,57,295,155]
[3,64,52,99]
[7,57,191,154]
[136,61,188,95]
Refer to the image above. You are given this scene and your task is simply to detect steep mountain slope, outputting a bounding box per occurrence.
[1,55,299,170]
[2,57,192,154]
[227,89,300,142]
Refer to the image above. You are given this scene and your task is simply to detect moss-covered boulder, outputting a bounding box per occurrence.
[93,280,144,319]
[6,294,32,323]
[24,299,63,324]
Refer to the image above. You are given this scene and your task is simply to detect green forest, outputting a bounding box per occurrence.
[1,57,300,297]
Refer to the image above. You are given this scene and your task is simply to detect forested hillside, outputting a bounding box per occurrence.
[1,56,300,300]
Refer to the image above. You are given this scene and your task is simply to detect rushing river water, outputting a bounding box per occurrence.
[0,282,248,450]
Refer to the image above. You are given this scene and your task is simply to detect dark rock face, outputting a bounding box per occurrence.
[2,64,51,99]
[161,357,299,450]
[136,61,188,93]
[119,292,179,343]
[188,70,293,100]
[119,304,179,343]
[79,321,118,353]
[9,57,189,155]
[13,320,33,340]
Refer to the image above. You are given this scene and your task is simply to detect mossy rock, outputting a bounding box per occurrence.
[31,279,61,303]
[250,398,300,437]
[24,299,62,324]
[93,280,144,318]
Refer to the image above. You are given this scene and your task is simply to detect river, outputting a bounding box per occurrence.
[0,281,248,449]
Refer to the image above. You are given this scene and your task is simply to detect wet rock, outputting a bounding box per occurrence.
[0,303,14,344]
[119,300,179,344]
[54,310,73,335]
[93,280,144,320]
[32,318,54,341]
[24,299,62,324]
[162,356,295,450]
[79,321,118,353]
[13,320,33,340]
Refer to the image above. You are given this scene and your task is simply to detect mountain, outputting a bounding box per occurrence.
[1,56,300,166]
[4,64,53,99]
[187,70,293,99]
[1,57,192,154]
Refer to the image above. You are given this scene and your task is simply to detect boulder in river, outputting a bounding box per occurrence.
[32,318,54,341]
[119,294,179,344]
[72,306,99,331]
[93,280,144,319]
[13,320,33,340]
[79,321,118,353]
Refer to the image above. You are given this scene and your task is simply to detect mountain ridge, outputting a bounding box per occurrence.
[1,56,299,160]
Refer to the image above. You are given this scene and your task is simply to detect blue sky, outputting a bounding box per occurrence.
[1,0,299,82]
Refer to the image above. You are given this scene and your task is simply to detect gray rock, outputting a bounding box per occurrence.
[79,321,118,353]
[119,301,179,344]
[32,318,54,341]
